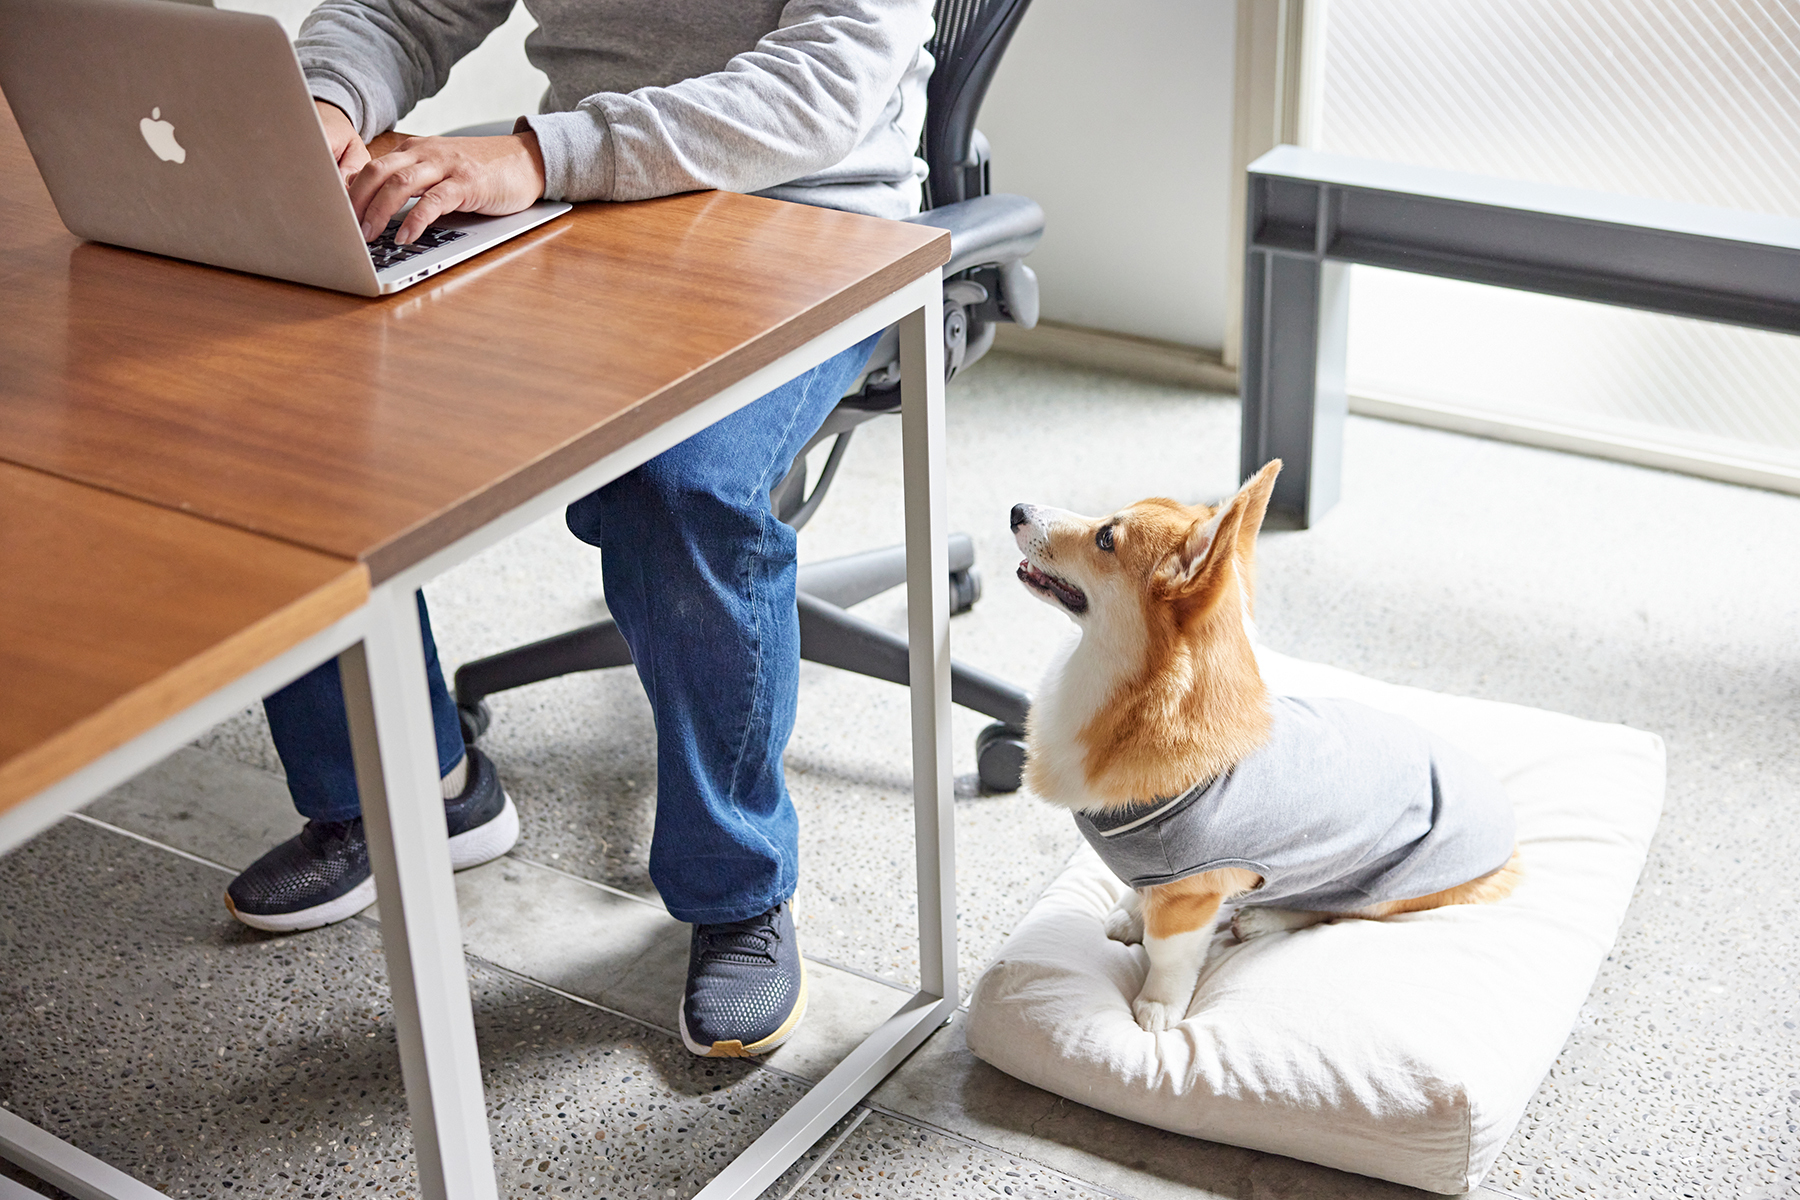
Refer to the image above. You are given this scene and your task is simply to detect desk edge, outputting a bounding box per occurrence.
[363,231,951,582]
[0,563,370,813]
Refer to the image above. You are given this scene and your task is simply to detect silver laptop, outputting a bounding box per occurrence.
[0,0,571,296]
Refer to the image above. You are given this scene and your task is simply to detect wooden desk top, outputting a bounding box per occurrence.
[0,462,367,814]
[0,100,949,581]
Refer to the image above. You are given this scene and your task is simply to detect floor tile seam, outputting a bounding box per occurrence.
[457,951,683,1041]
[54,815,901,1076]
[797,952,915,995]
[75,764,1023,1006]
[1477,1185,1539,1200]
[438,947,953,1100]
[846,1097,1138,1200]
[456,950,865,1098]
[51,808,861,1128]
[68,811,234,876]
[853,1090,1536,1200]
[63,812,690,1049]
[505,851,672,912]
[508,851,924,995]
[770,1106,873,1200]
[64,807,1013,1123]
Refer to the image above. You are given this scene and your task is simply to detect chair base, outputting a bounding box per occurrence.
[452,534,1034,791]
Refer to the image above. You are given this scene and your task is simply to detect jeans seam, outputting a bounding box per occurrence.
[726,508,772,855]
[724,361,825,882]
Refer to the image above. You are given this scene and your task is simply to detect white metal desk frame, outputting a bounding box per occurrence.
[0,269,953,1200]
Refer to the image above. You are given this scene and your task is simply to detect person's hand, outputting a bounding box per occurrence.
[314,100,371,187]
[346,132,548,245]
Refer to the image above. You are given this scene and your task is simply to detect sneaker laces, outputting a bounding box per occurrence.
[298,818,360,852]
[696,908,781,966]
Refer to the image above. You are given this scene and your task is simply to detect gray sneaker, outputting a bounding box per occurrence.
[224,746,518,933]
[679,901,808,1057]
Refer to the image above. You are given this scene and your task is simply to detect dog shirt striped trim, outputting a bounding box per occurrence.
[1083,787,1205,839]
[1072,695,1516,912]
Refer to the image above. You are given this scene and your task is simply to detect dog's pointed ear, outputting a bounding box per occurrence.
[1158,460,1282,601]
[1229,459,1281,571]
[1161,507,1228,594]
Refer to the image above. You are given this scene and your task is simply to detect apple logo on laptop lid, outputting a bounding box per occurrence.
[139,107,186,164]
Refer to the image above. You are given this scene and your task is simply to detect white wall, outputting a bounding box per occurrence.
[221,0,546,134]
[227,0,1240,350]
[977,0,1239,349]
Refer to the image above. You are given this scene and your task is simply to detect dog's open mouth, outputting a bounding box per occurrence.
[1018,560,1088,614]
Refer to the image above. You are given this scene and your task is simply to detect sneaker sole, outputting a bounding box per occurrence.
[677,962,809,1058]
[225,875,376,934]
[226,793,520,934]
[449,792,519,869]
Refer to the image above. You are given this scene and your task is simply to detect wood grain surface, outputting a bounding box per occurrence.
[0,99,949,581]
[0,462,367,813]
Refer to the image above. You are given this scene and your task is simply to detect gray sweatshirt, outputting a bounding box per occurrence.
[1073,696,1516,912]
[295,0,935,219]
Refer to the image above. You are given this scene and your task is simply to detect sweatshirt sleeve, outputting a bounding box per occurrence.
[520,0,935,203]
[295,0,517,141]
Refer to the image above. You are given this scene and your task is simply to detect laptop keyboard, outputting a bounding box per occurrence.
[368,222,467,271]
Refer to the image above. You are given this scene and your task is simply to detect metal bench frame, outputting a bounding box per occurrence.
[1239,146,1800,527]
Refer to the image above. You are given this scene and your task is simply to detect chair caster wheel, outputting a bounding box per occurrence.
[457,699,492,743]
[975,722,1027,792]
[949,565,982,616]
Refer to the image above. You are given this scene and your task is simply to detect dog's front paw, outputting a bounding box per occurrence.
[1230,907,1279,941]
[1104,904,1145,945]
[1231,906,1327,941]
[1131,995,1184,1033]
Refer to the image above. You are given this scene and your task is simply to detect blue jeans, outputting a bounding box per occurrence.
[262,590,466,823]
[263,334,878,924]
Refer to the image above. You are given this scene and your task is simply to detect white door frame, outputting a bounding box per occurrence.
[1224,0,1329,370]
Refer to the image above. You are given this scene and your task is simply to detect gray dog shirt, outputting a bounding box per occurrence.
[1073,696,1515,912]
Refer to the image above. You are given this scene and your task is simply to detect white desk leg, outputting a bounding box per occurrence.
[340,586,498,1200]
[897,287,957,1004]
[688,276,956,1200]
[0,1108,170,1200]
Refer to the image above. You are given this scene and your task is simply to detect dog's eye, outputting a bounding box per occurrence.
[1095,524,1115,552]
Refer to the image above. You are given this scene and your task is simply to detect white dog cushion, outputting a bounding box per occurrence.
[965,649,1665,1195]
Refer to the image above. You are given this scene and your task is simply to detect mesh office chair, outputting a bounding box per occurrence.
[451,0,1043,791]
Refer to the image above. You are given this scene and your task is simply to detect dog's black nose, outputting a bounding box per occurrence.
[1010,504,1029,530]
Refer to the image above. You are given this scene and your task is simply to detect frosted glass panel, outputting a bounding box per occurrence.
[1319,0,1800,476]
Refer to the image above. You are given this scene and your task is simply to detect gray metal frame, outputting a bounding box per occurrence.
[1239,145,1800,527]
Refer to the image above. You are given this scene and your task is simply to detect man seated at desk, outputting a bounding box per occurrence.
[224,0,934,1061]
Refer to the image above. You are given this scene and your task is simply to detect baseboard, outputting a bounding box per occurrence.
[1351,389,1800,498]
[985,323,1800,497]
[990,320,1238,393]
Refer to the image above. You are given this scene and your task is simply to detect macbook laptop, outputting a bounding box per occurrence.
[0,0,571,296]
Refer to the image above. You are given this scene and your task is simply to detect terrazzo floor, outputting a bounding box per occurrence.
[4,350,1799,1199]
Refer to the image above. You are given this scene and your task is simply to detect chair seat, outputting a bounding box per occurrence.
[909,193,1045,277]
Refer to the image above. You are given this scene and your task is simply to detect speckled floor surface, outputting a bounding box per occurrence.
[4,350,1799,1199]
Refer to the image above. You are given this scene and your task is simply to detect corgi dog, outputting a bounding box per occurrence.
[1011,461,1522,1033]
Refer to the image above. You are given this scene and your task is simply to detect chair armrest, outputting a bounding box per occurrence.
[906,193,1045,276]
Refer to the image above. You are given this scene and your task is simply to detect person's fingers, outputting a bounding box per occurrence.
[314,100,368,188]
[343,136,542,243]
[337,138,372,189]
[395,182,462,246]
[364,169,438,241]
[346,148,407,218]
[350,153,450,241]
